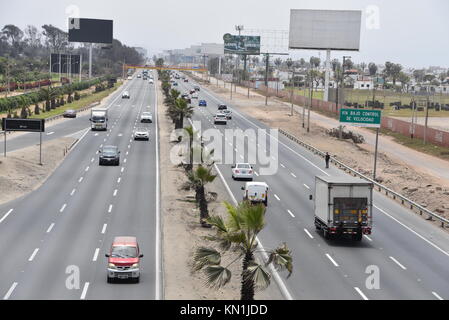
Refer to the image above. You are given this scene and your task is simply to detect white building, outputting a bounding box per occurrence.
[353,76,374,90]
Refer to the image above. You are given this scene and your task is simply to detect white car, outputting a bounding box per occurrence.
[214,113,227,125]
[191,92,198,99]
[149,79,154,84]
[220,110,232,119]
[127,76,132,80]
[140,112,153,123]
[122,91,130,99]
[134,127,150,141]
[232,163,253,180]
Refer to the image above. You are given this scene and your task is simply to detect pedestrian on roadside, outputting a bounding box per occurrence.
[325,152,330,169]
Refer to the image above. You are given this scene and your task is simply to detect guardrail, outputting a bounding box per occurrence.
[278,128,449,228]
[0,102,100,135]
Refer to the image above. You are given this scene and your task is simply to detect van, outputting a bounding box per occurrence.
[242,182,269,206]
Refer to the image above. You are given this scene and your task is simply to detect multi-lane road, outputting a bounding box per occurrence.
[177,75,449,300]
[1,69,449,300]
[0,74,161,300]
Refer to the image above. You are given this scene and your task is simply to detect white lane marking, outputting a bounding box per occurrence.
[113,189,118,197]
[85,166,89,172]
[126,151,129,156]
[92,248,100,261]
[280,163,286,168]
[3,282,18,300]
[46,223,55,233]
[303,184,310,189]
[254,171,259,177]
[100,144,103,148]
[108,205,113,213]
[60,204,67,213]
[274,194,280,201]
[94,133,98,136]
[118,133,123,137]
[389,256,407,270]
[78,177,83,183]
[374,205,449,258]
[239,155,244,160]
[103,138,106,142]
[46,131,54,136]
[117,177,121,184]
[91,158,95,163]
[80,282,89,300]
[28,248,39,261]
[128,144,131,149]
[354,287,369,300]
[304,228,314,239]
[364,235,373,241]
[0,209,13,224]
[124,159,127,163]
[121,167,124,173]
[432,291,444,300]
[154,79,162,300]
[325,253,339,267]
[101,224,107,234]
[287,210,295,218]
[290,172,297,178]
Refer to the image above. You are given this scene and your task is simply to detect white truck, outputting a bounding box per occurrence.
[242,182,269,206]
[312,176,373,241]
[90,108,108,131]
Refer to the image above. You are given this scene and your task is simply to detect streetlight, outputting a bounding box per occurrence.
[235,25,244,84]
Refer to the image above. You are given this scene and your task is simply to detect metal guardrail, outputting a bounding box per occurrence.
[278,128,449,228]
[0,102,100,135]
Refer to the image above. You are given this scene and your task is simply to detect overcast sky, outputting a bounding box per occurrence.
[1,0,448,69]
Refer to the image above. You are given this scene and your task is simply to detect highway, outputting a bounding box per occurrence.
[0,74,161,300]
[177,75,449,300]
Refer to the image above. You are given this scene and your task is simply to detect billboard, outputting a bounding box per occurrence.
[68,18,113,44]
[50,54,81,74]
[289,9,361,51]
[201,43,224,56]
[2,118,45,132]
[223,34,260,55]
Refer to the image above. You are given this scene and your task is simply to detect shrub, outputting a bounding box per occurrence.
[20,106,28,119]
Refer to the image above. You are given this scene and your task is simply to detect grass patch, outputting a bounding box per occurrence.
[30,81,122,119]
[372,127,449,161]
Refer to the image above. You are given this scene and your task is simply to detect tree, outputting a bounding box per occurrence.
[173,98,193,129]
[413,69,425,83]
[40,86,58,111]
[193,201,293,300]
[368,63,378,76]
[274,58,282,69]
[184,125,195,172]
[397,72,410,91]
[42,24,68,52]
[1,25,23,56]
[383,61,402,85]
[309,56,321,69]
[183,165,217,225]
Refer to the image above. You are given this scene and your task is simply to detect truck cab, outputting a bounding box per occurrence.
[90,108,108,131]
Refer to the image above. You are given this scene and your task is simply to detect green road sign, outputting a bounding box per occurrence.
[339,109,382,128]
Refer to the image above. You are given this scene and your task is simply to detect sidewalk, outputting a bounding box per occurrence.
[196,73,449,186]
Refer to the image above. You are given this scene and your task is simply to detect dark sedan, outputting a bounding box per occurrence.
[63,109,77,118]
[99,145,120,166]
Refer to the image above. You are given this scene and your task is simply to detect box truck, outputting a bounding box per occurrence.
[312,176,373,241]
[90,108,108,131]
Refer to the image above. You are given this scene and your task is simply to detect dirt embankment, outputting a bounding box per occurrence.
[158,81,282,300]
[0,137,76,205]
[197,78,449,223]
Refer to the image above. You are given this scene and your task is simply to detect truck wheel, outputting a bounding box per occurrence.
[324,229,331,240]
[134,277,140,284]
[107,276,113,283]
[353,233,363,241]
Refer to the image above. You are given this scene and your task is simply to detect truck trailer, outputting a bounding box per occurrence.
[313,176,373,241]
[90,108,108,131]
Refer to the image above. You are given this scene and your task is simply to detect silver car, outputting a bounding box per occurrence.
[140,111,153,123]
[214,113,227,125]
[134,127,150,141]
[232,163,254,180]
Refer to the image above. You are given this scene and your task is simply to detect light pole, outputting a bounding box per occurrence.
[235,25,244,85]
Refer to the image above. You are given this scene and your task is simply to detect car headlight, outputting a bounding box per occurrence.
[108,263,116,268]
[132,263,139,268]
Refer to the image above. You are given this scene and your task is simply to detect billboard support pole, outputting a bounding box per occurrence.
[3,130,6,157]
[89,43,93,79]
[324,49,331,102]
[373,128,379,180]
[264,54,269,106]
[39,131,42,166]
[79,54,82,82]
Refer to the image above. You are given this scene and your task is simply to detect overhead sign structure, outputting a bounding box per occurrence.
[2,118,45,164]
[223,34,260,55]
[68,18,113,44]
[339,109,381,128]
[289,9,362,51]
[50,54,81,74]
[125,64,207,72]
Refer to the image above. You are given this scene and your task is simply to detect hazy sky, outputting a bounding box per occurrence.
[1,0,448,68]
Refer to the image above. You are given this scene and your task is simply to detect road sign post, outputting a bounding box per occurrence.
[339,108,382,180]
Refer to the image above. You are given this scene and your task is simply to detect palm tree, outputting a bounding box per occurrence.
[173,98,193,129]
[193,201,293,300]
[39,86,57,111]
[183,165,217,225]
[184,125,195,171]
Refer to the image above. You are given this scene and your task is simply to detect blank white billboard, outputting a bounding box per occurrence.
[201,43,224,56]
[289,9,361,51]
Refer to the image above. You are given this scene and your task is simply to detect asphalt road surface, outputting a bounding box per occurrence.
[177,75,449,300]
[0,74,161,300]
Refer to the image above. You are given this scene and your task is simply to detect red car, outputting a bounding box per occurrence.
[105,236,143,283]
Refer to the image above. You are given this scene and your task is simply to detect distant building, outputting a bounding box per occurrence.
[354,76,374,90]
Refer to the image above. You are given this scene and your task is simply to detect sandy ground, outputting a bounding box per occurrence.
[0,136,76,205]
[191,75,449,224]
[158,81,283,300]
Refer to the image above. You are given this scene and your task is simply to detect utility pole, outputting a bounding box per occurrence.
[235,25,244,85]
[338,55,351,139]
[264,53,269,106]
